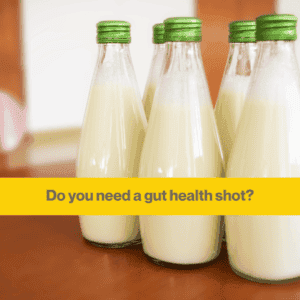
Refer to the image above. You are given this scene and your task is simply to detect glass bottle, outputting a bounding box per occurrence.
[215,20,257,173]
[139,17,224,268]
[226,14,300,283]
[77,21,147,248]
[215,20,257,243]
[142,23,166,120]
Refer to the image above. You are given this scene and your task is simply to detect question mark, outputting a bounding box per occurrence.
[246,189,254,200]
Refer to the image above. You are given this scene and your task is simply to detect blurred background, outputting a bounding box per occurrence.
[0,0,291,177]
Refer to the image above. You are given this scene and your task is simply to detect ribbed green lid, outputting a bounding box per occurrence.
[97,21,131,44]
[164,17,202,42]
[153,23,165,44]
[229,20,256,43]
[256,14,297,41]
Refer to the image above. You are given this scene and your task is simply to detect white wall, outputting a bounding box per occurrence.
[276,0,300,66]
[22,0,197,133]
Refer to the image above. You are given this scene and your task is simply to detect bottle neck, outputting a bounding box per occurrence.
[255,41,297,72]
[154,43,166,54]
[148,43,166,83]
[93,43,135,86]
[155,41,212,110]
[162,42,202,75]
[225,42,257,77]
[97,43,130,64]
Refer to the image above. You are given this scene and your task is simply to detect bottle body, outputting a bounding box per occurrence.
[143,44,166,120]
[139,216,222,265]
[77,43,147,247]
[139,41,223,266]
[225,216,300,282]
[215,42,257,171]
[79,216,140,247]
[226,41,300,282]
[215,41,256,242]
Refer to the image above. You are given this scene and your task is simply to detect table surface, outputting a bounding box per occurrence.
[1,162,300,299]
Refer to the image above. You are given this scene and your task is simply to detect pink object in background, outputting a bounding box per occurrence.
[0,92,27,152]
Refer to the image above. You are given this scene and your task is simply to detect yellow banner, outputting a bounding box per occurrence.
[0,178,298,215]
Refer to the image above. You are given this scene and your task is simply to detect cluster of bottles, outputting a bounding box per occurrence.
[76,15,300,283]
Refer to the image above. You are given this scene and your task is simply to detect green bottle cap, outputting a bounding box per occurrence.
[97,21,131,44]
[229,20,256,43]
[153,23,165,44]
[256,14,297,41]
[164,17,202,42]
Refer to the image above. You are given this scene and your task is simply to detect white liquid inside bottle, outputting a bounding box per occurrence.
[143,44,166,121]
[139,40,223,266]
[77,83,146,247]
[215,42,257,170]
[143,83,157,121]
[226,216,300,282]
[79,215,140,245]
[77,84,146,178]
[139,102,222,178]
[139,100,223,266]
[215,75,251,167]
[226,39,300,282]
[140,215,221,265]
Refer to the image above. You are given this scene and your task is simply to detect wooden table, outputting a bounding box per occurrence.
[1,162,300,299]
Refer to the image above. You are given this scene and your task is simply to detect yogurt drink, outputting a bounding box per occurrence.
[215,22,257,242]
[77,21,147,248]
[77,84,146,178]
[139,17,223,267]
[226,14,300,282]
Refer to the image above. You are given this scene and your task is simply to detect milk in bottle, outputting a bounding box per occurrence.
[77,21,147,248]
[215,21,257,171]
[142,23,166,120]
[226,14,300,282]
[215,20,257,242]
[139,17,224,268]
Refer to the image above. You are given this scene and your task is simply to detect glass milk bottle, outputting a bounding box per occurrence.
[77,21,147,248]
[139,17,224,268]
[215,21,256,243]
[142,23,166,120]
[215,20,257,172]
[226,14,300,283]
